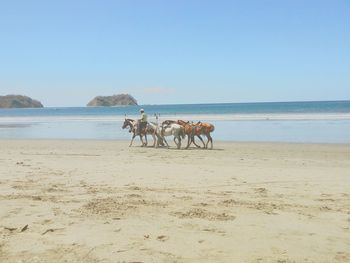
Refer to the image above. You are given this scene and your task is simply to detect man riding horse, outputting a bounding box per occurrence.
[122,110,166,147]
[136,108,148,135]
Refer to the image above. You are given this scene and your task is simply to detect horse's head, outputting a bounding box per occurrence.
[122,119,129,129]
[179,120,191,127]
[122,119,135,133]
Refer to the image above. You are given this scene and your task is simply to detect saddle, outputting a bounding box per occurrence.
[135,120,146,135]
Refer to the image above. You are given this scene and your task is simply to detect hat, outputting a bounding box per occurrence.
[140,109,144,112]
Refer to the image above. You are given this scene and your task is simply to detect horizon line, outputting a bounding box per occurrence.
[27,99,350,108]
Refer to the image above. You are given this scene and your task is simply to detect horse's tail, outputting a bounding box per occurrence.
[210,124,215,133]
[202,123,215,133]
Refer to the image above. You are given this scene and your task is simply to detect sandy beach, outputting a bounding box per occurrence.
[0,139,349,262]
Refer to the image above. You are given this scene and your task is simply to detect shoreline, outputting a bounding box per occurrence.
[1,138,350,146]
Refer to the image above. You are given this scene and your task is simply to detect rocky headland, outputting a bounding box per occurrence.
[87,94,138,107]
[0,95,43,108]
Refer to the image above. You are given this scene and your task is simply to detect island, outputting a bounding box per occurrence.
[0,95,44,108]
[87,94,138,107]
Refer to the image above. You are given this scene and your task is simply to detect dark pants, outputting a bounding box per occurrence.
[137,121,147,134]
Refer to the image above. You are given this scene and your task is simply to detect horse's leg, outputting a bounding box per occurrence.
[195,135,205,148]
[139,135,145,147]
[156,133,164,146]
[129,134,136,147]
[208,133,213,149]
[155,132,161,148]
[204,134,210,149]
[173,136,180,149]
[163,136,170,148]
[155,134,159,148]
[159,137,164,146]
[192,136,201,148]
[185,134,191,149]
[190,135,196,147]
[186,134,194,149]
[159,136,164,146]
[152,133,156,147]
[144,134,148,147]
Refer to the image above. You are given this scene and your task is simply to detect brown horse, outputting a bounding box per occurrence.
[176,120,206,149]
[195,121,215,149]
[163,120,213,149]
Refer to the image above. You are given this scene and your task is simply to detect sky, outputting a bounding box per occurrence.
[0,0,349,107]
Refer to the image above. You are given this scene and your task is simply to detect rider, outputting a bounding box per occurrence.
[137,108,148,134]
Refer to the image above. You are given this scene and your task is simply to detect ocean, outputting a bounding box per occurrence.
[1,101,350,143]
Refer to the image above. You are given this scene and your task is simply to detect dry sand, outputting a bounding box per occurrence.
[0,139,350,262]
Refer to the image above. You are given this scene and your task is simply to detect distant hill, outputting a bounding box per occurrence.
[0,95,43,108]
[87,94,138,107]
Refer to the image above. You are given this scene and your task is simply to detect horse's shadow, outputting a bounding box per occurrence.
[133,145,224,151]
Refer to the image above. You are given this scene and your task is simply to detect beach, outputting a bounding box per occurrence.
[0,139,349,262]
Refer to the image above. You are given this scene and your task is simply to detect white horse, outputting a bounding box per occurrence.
[122,119,166,147]
[149,122,185,149]
[122,118,155,147]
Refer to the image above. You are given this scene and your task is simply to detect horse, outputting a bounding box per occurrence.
[153,122,185,149]
[194,121,215,149]
[166,120,214,149]
[176,120,206,149]
[122,118,157,147]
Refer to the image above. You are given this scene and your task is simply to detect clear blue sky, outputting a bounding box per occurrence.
[0,0,349,107]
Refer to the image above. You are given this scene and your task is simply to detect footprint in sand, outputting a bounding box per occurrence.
[202,228,226,236]
[40,219,53,225]
[335,252,350,261]
[173,208,235,221]
[157,235,169,242]
[254,187,268,195]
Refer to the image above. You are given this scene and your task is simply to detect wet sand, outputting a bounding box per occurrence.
[0,140,349,262]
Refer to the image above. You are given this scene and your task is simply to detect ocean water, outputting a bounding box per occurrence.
[0,101,350,143]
